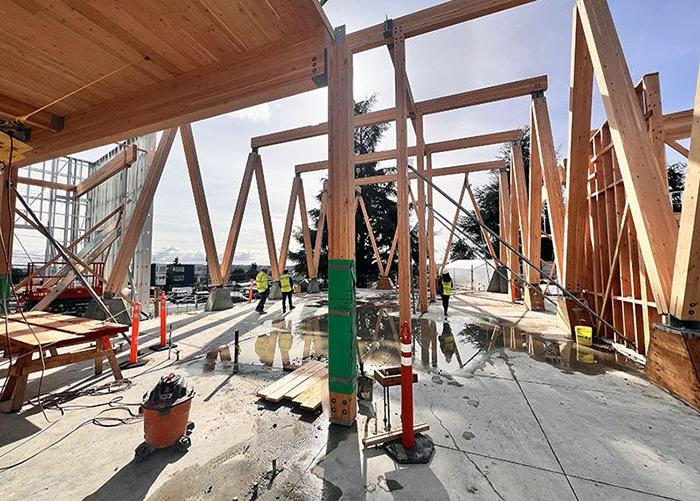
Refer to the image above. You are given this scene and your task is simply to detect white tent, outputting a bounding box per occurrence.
[441,259,496,291]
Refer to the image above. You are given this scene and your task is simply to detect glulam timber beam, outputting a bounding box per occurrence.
[295,130,519,174]
[16,177,75,192]
[220,153,257,282]
[0,94,63,132]
[669,70,700,322]
[577,0,678,312]
[180,124,223,286]
[347,0,535,53]
[74,145,138,198]
[255,77,547,150]
[353,160,504,186]
[326,26,357,425]
[562,5,593,296]
[664,109,693,141]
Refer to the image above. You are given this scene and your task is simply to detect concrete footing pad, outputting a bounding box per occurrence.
[384,433,435,464]
[84,297,131,325]
[205,288,233,311]
[268,283,282,300]
[307,278,320,293]
[376,277,394,290]
[487,266,509,293]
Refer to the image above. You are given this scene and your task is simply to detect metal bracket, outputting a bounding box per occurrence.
[383,18,394,39]
[311,47,328,88]
[531,90,545,99]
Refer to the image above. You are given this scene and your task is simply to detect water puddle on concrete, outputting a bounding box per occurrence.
[197,302,640,377]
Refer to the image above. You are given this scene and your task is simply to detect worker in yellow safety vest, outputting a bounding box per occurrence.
[279,269,295,313]
[255,268,270,314]
[437,271,453,319]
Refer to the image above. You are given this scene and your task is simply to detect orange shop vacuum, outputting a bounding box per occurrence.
[135,373,195,461]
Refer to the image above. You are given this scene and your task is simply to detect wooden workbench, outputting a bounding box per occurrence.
[0,312,128,412]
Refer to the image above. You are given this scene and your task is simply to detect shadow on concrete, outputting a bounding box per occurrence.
[319,423,365,500]
[0,413,42,447]
[82,448,185,501]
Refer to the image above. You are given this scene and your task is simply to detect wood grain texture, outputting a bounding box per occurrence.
[180,124,223,285]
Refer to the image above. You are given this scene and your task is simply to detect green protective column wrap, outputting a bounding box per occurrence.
[0,275,10,314]
[327,259,357,395]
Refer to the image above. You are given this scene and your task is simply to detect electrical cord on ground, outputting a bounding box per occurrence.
[0,398,142,473]
[413,162,635,350]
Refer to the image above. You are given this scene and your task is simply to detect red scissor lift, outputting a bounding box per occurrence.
[19,262,105,313]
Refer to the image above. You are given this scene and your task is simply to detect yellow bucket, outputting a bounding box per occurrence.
[575,325,593,347]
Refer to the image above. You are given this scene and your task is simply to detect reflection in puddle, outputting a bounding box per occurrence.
[200,303,642,377]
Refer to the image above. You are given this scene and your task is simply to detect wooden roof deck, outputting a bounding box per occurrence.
[2,0,332,165]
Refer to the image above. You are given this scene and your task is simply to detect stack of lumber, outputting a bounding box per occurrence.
[256,360,327,412]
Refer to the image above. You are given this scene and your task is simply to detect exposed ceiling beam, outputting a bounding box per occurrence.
[0,94,63,132]
[347,0,536,53]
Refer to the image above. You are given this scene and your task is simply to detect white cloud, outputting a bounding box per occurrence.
[227,103,273,123]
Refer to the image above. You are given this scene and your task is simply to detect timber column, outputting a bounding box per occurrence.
[327,26,357,425]
[0,160,17,312]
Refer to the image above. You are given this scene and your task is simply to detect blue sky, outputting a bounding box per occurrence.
[17,0,700,265]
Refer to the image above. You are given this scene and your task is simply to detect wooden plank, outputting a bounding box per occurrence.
[669,70,700,321]
[266,364,326,403]
[297,178,316,278]
[283,365,327,400]
[180,124,223,285]
[256,360,322,399]
[74,145,138,197]
[296,376,327,411]
[219,152,257,282]
[278,177,301,273]
[105,128,176,293]
[577,0,678,312]
[642,73,668,185]
[362,423,430,448]
[255,157,280,279]
[348,0,534,52]
[357,196,385,276]
[562,6,594,294]
[532,96,565,274]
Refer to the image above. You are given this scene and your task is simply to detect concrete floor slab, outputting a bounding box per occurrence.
[1,290,698,500]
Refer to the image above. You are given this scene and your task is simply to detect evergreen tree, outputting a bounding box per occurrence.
[288,96,394,287]
[668,161,686,212]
